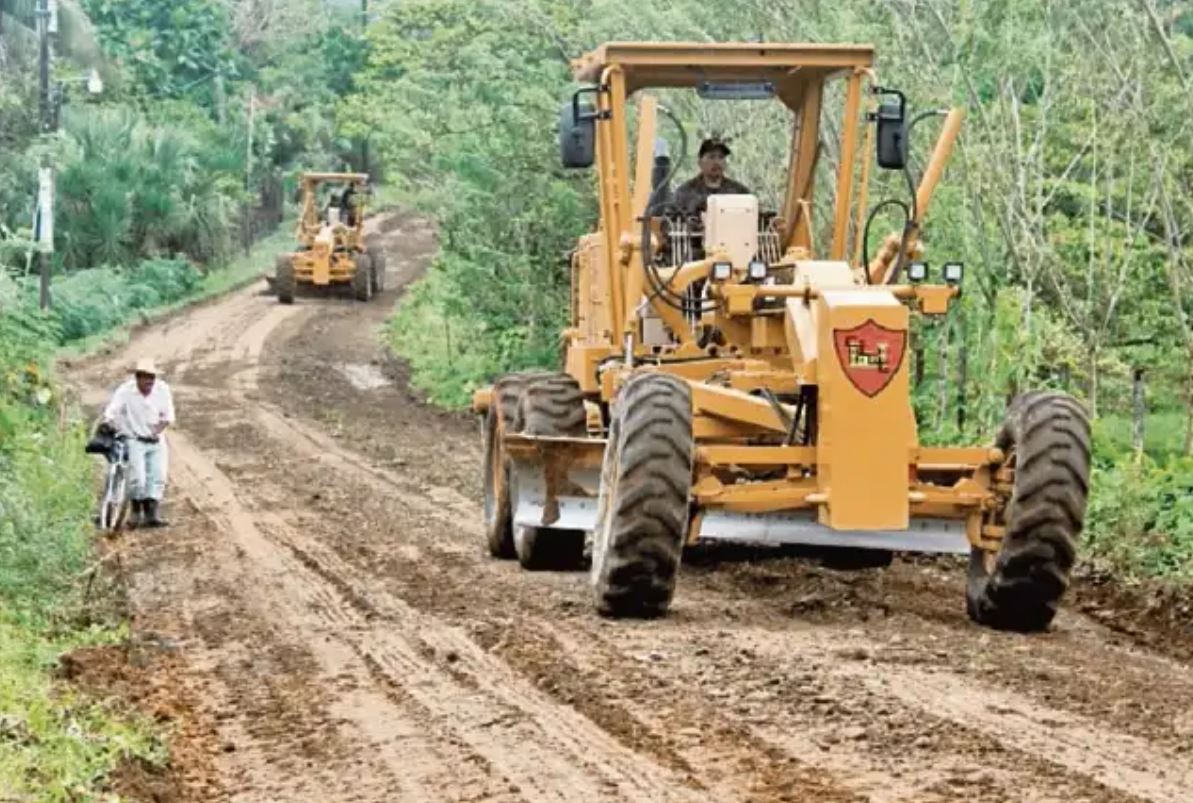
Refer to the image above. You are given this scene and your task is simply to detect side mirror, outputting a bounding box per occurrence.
[876,94,908,170]
[559,100,595,169]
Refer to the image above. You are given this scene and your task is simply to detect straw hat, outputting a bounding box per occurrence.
[132,358,161,376]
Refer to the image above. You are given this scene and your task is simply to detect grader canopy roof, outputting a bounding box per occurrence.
[571,42,875,96]
[301,172,370,185]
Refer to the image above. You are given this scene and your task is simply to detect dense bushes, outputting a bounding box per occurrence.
[56,105,245,268]
[1085,456,1193,583]
[47,257,201,342]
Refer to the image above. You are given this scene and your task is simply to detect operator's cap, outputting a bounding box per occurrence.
[132,358,161,377]
[698,138,732,158]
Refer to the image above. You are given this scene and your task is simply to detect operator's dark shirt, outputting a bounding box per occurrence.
[672,174,752,218]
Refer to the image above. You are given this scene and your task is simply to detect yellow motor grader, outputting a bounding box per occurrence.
[274,172,386,304]
[474,42,1090,631]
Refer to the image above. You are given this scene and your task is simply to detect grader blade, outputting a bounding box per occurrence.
[505,435,602,532]
[698,511,968,553]
[505,434,968,552]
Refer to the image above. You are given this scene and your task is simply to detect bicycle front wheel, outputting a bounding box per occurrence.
[99,467,129,532]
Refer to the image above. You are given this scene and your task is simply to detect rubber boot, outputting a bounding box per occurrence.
[128,499,144,529]
[144,499,168,528]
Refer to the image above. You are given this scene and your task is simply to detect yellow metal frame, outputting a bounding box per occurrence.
[476,42,999,552]
[286,171,373,287]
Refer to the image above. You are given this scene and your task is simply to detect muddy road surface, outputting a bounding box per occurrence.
[70,213,1193,802]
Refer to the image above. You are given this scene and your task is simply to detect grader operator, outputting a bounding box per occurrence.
[474,42,1090,633]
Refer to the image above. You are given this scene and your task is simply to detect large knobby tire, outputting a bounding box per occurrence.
[352,251,373,301]
[591,373,693,618]
[275,254,295,304]
[966,392,1091,632]
[483,371,550,559]
[367,235,387,293]
[512,374,587,571]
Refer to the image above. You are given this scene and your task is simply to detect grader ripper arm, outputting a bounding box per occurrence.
[476,42,1091,631]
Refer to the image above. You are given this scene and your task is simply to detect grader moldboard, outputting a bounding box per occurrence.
[474,42,1091,631]
[274,172,387,304]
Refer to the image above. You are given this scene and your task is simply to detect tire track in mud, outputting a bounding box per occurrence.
[849,664,1193,803]
[169,431,503,802]
[204,393,1175,803]
[173,421,721,803]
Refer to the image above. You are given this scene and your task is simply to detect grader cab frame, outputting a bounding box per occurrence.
[475,42,1090,631]
[273,172,386,304]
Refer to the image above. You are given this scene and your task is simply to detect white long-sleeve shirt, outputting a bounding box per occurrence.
[103,378,176,440]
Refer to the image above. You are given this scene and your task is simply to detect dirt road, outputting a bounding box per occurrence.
[71,213,1193,802]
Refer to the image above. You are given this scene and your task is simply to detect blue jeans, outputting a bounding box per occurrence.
[127,438,168,501]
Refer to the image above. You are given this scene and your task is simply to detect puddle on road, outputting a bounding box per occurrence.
[338,363,392,391]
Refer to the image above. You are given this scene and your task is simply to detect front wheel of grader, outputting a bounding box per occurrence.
[275,254,295,304]
[591,373,693,618]
[511,373,588,571]
[482,371,549,559]
[966,392,1091,632]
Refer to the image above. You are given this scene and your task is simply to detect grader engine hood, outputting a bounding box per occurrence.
[310,233,334,285]
[806,289,915,530]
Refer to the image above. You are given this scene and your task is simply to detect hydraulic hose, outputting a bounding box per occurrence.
[861,198,910,285]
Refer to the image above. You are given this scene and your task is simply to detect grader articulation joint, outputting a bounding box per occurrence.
[476,42,1091,632]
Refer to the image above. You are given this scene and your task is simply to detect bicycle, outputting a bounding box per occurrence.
[88,425,131,533]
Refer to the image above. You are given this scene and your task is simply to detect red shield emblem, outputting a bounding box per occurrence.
[833,320,907,398]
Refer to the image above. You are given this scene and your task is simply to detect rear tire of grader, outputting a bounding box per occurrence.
[275,255,295,304]
[367,235,386,294]
[966,392,1091,632]
[591,373,693,618]
[483,371,550,559]
[352,251,373,301]
[512,374,588,571]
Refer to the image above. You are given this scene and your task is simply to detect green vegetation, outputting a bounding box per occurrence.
[0,620,166,800]
[0,307,165,799]
[348,0,1193,584]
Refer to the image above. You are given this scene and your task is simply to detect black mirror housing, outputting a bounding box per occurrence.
[876,100,907,170]
[560,100,596,169]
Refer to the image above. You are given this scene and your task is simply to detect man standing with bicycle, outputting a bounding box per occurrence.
[102,358,175,528]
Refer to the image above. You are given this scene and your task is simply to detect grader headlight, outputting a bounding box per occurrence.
[907,261,928,283]
[711,261,733,281]
[943,261,965,285]
[748,260,768,282]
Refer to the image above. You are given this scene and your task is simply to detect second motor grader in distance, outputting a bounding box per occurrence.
[474,42,1090,632]
[274,172,387,304]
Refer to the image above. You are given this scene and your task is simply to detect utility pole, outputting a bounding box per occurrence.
[36,0,53,310]
[243,86,256,254]
[359,0,369,177]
